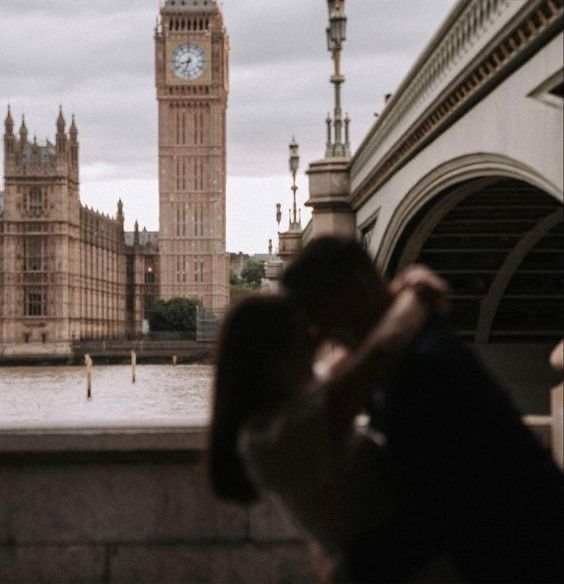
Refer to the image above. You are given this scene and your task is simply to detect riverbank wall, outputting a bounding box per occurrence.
[0,427,312,583]
[0,339,213,367]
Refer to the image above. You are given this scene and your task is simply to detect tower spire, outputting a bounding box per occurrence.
[5,106,14,135]
[19,115,28,141]
[117,199,124,223]
[56,107,67,155]
[134,220,140,246]
[4,106,16,157]
[57,105,66,132]
[70,114,78,141]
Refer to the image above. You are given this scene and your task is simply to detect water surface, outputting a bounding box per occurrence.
[0,365,212,429]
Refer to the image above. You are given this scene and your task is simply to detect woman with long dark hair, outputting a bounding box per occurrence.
[209,294,316,504]
[209,270,445,570]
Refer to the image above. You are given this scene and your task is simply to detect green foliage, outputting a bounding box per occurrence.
[230,283,254,302]
[240,259,265,289]
[229,270,241,286]
[147,297,202,334]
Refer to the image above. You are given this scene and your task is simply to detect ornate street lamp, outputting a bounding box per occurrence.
[289,136,300,229]
[326,0,350,158]
[275,138,302,232]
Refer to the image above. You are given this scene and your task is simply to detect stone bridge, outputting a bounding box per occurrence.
[282,0,564,417]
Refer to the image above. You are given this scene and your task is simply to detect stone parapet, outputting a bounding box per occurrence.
[0,427,311,583]
[278,230,303,266]
[306,157,355,240]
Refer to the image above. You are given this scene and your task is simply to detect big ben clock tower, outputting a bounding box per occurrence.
[155,0,229,310]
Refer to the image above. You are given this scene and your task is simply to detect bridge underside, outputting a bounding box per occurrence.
[388,177,563,344]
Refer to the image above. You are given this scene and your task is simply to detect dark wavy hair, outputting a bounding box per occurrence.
[282,236,392,344]
[208,294,312,504]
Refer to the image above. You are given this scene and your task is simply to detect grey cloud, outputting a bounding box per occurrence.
[1,0,459,249]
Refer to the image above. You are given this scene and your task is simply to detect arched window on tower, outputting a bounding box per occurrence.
[25,187,45,215]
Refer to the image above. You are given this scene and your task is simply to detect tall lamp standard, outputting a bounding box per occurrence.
[275,137,302,233]
[326,0,350,158]
[289,136,301,231]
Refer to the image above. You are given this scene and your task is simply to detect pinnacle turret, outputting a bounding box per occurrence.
[56,107,67,155]
[134,220,140,246]
[117,199,124,222]
[4,106,14,134]
[19,116,28,143]
[57,106,66,133]
[70,114,78,141]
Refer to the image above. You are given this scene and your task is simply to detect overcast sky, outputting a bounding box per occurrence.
[1,0,458,253]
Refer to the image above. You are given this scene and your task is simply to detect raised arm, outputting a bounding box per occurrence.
[320,274,447,438]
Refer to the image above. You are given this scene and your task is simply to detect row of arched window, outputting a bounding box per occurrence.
[168,17,209,32]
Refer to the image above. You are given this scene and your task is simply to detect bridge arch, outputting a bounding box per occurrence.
[378,154,563,343]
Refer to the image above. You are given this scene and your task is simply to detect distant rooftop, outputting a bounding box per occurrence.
[162,0,217,13]
[17,140,57,167]
[124,230,159,248]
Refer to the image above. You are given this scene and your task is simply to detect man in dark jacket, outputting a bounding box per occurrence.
[282,236,564,583]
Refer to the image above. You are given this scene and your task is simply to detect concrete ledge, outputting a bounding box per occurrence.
[0,426,310,583]
[0,425,208,454]
[109,542,311,584]
[0,545,106,584]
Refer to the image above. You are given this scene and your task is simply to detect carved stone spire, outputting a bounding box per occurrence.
[57,106,66,133]
[4,106,14,135]
[4,106,15,158]
[56,107,67,155]
[69,115,79,171]
[69,114,78,142]
[19,115,28,146]
[134,220,140,246]
[117,199,124,223]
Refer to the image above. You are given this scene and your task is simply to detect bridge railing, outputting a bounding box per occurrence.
[523,384,564,470]
[351,0,563,200]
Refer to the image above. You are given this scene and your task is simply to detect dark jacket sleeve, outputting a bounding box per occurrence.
[346,320,564,584]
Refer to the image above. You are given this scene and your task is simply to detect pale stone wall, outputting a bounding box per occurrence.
[354,32,564,265]
[0,428,312,584]
[1,114,158,353]
[78,205,128,341]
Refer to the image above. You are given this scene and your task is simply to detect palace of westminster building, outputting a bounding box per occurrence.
[0,0,229,355]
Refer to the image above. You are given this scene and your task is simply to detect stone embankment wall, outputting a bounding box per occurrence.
[0,428,312,583]
[0,340,213,366]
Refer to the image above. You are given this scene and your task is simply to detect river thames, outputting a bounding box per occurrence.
[0,365,212,429]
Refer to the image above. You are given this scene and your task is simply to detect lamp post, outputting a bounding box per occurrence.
[326,0,350,158]
[275,137,301,232]
[289,136,300,230]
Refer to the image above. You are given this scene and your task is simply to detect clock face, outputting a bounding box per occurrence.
[171,43,207,80]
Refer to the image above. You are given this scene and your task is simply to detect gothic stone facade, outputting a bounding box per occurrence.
[0,110,157,356]
[0,0,229,355]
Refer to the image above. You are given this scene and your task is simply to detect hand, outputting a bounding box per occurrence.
[390,265,450,315]
[313,343,350,381]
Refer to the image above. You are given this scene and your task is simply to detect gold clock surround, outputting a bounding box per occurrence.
[166,36,212,86]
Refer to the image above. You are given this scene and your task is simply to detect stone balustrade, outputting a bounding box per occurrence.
[350,0,563,205]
